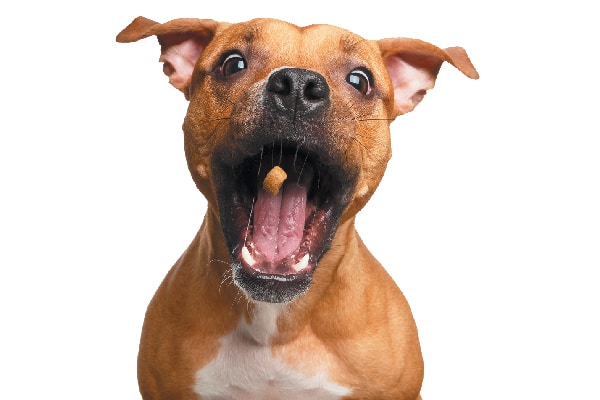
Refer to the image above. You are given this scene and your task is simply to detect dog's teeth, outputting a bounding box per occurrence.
[293,254,309,272]
[242,246,257,266]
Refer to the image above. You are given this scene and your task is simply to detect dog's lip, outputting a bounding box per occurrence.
[230,259,314,303]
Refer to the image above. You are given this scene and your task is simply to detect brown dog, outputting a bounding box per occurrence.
[117,16,478,400]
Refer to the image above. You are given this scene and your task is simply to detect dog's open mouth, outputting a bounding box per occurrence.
[214,142,356,303]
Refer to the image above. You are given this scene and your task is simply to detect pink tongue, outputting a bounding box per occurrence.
[253,181,307,263]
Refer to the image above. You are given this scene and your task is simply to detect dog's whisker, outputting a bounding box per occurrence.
[207,258,231,267]
[278,138,283,165]
[356,117,396,122]
[257,146,264,178]
[203,121,228,148]
[236,292,247,309]
[297,150,309,186]
[218,269,234,294]
[200,258,234,295]
[271,141,276,168]
[244,197,255,247]
[351,135,388,151]
[293,136,305,174]
[339,98,359,118]
[219,94,236,107]
[293,143,299,169]
[219,273,232,287]
[349,136,368,150]
[316,164,321,191]
[189,117,231,123]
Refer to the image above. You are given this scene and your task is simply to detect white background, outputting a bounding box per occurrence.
[1,0,598,399]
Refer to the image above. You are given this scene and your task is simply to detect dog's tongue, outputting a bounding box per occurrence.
[253,180,307,263]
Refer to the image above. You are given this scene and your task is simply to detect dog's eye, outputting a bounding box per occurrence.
[221,53,247,76]
[346,69,372,95]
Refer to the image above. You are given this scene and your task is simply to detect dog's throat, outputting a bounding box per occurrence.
[253,181,307,263]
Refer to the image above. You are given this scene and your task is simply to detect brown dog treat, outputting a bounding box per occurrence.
[263,166,287,195]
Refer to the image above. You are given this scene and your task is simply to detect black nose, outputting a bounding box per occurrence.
[266,68,330,116]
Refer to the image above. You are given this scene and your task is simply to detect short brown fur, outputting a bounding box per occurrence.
[117,16,477,399]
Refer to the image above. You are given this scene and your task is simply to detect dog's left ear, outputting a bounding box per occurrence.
[377,38,479,116]
[117,16,224,100]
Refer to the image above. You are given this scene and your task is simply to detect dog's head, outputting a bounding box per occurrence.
[117,17,478,303]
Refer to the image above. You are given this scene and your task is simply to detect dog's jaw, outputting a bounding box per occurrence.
[213,141,357,303]
[198,64,362,304]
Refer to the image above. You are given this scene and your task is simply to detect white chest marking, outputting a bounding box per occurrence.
[194,303,351,400]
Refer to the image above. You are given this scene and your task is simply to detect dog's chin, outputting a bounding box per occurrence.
[213,142,356,304]
[231,263,314,303]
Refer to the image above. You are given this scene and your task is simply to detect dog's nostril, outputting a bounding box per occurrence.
[305,81,328,101]
[268,76,292,96]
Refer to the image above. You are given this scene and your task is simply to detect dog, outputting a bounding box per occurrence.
[117,16,478,399]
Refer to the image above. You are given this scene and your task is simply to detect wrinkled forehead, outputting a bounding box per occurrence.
[206,18,382,70]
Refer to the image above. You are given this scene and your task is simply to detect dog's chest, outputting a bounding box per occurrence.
[193,304,351,400]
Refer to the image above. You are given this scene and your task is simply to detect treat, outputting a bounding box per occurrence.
[263,165,287,195]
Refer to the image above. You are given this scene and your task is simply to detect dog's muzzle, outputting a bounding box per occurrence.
[212,68,358,303]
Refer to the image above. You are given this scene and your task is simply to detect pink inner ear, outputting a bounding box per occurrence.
[158,39,205,91]
[385,55,436,115]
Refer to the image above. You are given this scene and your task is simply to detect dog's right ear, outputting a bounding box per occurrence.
[117,16,222,100]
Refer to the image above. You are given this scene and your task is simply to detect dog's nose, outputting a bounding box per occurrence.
[266,68,329,116]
